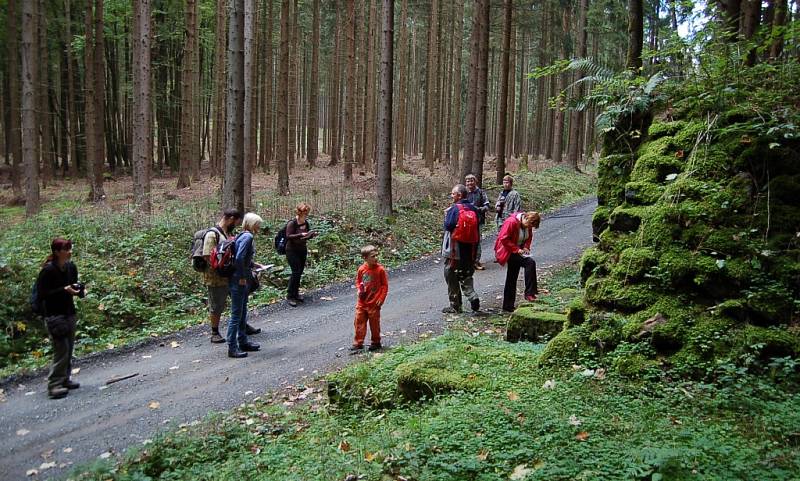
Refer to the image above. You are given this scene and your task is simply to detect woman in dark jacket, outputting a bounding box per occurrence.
[36,238,86,399]
[285,202,317,307]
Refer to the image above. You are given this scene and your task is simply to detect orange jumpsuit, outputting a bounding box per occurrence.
[353,262,389,347]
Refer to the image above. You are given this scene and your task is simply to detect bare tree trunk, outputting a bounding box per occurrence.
[212,0,227,177]
[376,0,394,217]
[276,0,290,194]
[342,0,356,181]
[394,0,409,171]
[770,0,788,58]
[742,0,761,65]
[22,0,39,216]
[567,0,588,170]
[532,4,548,160]
[471,0,489,184]
[329,1,341,166]
[243,0,255,208]
[223,0,245,211]
[364,0,378,170]
[7,0,23,201]
[626,0,643,71]
[287,0,298,170]
[461,0,481,179]
[449,0,463,178]
[551,5,570,164]
[307,0,320,166]
[260,0,274,171]
[63,0,79,178]
[38,0,54,187]
[84,0,104,202]
[132,0,152,213]
[423,0,439,170]
[177,0,197,188]
[355,0,365,168]
[496,0,512,184]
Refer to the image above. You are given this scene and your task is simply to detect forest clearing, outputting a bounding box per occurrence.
[1,0,799,479]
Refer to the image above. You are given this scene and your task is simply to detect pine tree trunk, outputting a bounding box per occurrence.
[496,0,512,184]
[449,0,463,178]
[38,0,54,187]
[471,0,490,183]
[212,0,227,176]
[506,27,516,162]
[394,0,409,171]
[92,0,106,199]
[532,4,548,160]
[177,0,197,188]
[132,0,152,213]
[769,0,788,58]
[567,0,588,170]
[355,0,365,168]
[243,0,256,208]
[276,0,290,194]
[364,0,378,170]
[261,0,274,171]
[6,0,21,200]
[626,0,643,71]
[551,5,570,164]
[342,0,356,181]
[461,0,480,179]
[223,0,245,211]
[423,0,439,170]
[287,0,298,170]
[376,0,394,217]
[22,0,39,216]
[329,1,342,166]
[307,0,320,166]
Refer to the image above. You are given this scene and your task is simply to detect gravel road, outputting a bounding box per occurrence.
[0,197,596,480]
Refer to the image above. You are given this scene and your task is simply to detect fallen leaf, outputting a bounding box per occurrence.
[507,391,520,402]
[63,447,73,453]
[0,388,5,402]
[569,414,582,426]
[106,343,115,350]
[169,366,179,370]
[542,379,556,390]
[594,368,606,380]
[25,391,36,396]
[38,462,56,471]
[364,451,377,462]
[575,431,590,441]
[41,449,54,460]
[71,367,80,375]
[170,341,180,348]
[477,449,489,461]
[142,355,152,359]
[320,296,335,301]
[99,452,112,459]
[338,440,350,452]
[510,464,532,480]
[148,401,160,410]
[26,469,38,476]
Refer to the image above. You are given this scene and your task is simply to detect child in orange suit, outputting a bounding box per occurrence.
[350,245,389,352]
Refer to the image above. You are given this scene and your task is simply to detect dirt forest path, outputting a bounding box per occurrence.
[0,198,597,481]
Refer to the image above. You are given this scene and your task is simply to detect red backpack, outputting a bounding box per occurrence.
[451,204,480,243]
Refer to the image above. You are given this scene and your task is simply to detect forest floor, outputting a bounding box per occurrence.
[0,158,597,480]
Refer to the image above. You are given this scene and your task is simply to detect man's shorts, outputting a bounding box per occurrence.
[207,285,229,316]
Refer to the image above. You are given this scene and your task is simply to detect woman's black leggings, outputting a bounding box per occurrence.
[286,248,308,299]
[503,253,537,311]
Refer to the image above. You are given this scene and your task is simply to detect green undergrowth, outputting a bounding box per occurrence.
[73,323,800,480]
[0,167,596,378]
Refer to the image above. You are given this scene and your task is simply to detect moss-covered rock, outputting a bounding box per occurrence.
[566,298,587,327]
[611,247,656,282]
[612,353,660,378]
[630,137,685,184]
[647,120,688,140]
[592,205,612,239]
[394,347,486,401]
[624,180,664,205]
[671,119,707,151]
[736,325,800,360]
[538,327,590,367]
[597,154,635,208]
[609,205,649,233]
[584,274,659,312]
[506,308,567,343]
[579,247,610,284]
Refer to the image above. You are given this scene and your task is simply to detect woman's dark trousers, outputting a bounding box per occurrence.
[286,248,308,300]
[502,254,537,311]
[47,317,76,391]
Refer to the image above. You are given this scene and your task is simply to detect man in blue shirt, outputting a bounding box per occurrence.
[442,184,481,313]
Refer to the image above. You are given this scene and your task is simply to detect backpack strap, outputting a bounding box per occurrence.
[211,226,224,243]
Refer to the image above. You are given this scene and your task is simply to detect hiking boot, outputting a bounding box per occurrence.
[525,294,537,302]
[470,298,480,312]
[240,342,261,352]
[287,298,298,307]
[48,386,69,399]
[295,295,305,303]
[474,262,485,270]
[63,380,81,390]
[442,306,462,314]
[368,344,382,352]
[210,332,225,344]
[245,323,261,335]
[228,350,248,358]
[349,344,364,352]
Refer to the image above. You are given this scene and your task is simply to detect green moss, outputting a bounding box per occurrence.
[597,154,635,208]
[736,325,800,360]
[394,347,486,401]
[609,205,652,233]
[630,137,685,184]
[538,327,589,367]
[579,247,610,284]
[611,247,656,282]
[613,353,660,378]
[565,298,587,327]
[592,206,612,239]
[506,308,567,343]
[672,119,707,151]
[624,180,664,205]
[647,120,688,140]
[584,274,659,312]
[686,146,732,180]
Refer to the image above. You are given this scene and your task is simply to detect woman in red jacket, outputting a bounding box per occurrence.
[494,211,541,312]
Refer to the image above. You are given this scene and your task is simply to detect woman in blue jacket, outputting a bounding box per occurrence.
[227,212,264,358]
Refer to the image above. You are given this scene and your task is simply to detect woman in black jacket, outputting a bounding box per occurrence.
[285,202,317,307]
[36,238,85,399]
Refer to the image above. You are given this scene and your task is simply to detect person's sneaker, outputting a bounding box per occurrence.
[228,350,248,358]
[442,306,462,314]
[48,386,69,399]
[210,332,225,343]
[240,342,261,352]
[296,295,305,303]
[349,344,364,352]
[63,380,80,390]
[287,298,298,307]
[470,298,480,312]
[474,262,485,270]
[245,323,261,335]
[502,306,515,313]
[368,344,382,352]
[525,294,537,302]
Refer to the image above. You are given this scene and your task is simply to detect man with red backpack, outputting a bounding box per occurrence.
[441,184,481,314]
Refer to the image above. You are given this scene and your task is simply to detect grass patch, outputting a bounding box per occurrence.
[0,167,596,378]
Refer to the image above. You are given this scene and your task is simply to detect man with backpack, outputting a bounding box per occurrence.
[464,174,490,270]
[199,209,260,343]
[441,184,481,314]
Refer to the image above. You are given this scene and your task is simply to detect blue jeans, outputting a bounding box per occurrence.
[227,282,250,351]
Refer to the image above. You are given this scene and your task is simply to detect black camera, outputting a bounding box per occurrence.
[72,282,86,297]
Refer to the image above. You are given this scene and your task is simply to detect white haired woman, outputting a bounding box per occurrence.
[227,212,263,358]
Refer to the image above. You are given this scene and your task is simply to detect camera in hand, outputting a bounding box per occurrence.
[72,282,85,297]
